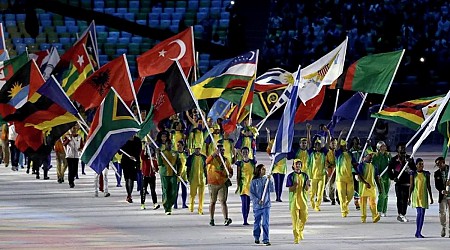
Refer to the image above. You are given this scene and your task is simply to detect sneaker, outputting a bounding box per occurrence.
[94,192,98,197]
[361,218,366,223]
[373,214,381,223]
[243,222,250,225]
[43,176,50,180]
[381,213,386,217]
[165,211,171,215]
[126,197,133,203]
[153,204,160,210]
[355,206,360,210]
[116,184,122,187]
[209,219,215,226]
[323,197,330,202]
[104,192,110,197]
[397,215,403,222]
[254,240,260,244]
[198,211,203,215]
[182,204,188,209]
[263,242,271,246]
[314,207,321,212]
[401,215,409,222]
[331,200,336,205]
[441,227,446,237]
[69,184,75,188]
[224,218,232,226]
[141,204,146,210]
[36,175,40,179]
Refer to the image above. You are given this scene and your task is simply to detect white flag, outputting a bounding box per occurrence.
[297,37,348,104]
[41,47,60,81]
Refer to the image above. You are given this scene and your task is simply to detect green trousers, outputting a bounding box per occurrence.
[161,176,178,212]
[377,176,391,213]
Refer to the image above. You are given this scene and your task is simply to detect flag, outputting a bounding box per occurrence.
[137,62,195,139]
[438,98,450,157]
[2,76,78,130]
[371,95,443,130]
[0,52,29,88]
[191,50,257,100]
[294,86,326,123]
[0,60,45,118]
[40,47,60,80]
[55,39,94,97]
[222,74,255,133]
[0,23,9,61]
[412,91,450,156]
[327,92,365,134]
[298,38,347,103]
[208,98,232,122]
[28,50,49,68]
[255,67,292,85]
[76,21,99,69]
[137,27,194,77]
[81,90,139,174]
[15,121,76,159]
[219,83,288,118]
[271,67,301,163]
[71,55,134,109]
[330,50,403,95]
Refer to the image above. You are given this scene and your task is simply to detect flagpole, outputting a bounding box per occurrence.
[123,54,142,123]
[260,157,275,201]
[358,49,405,163]
[256,87,289,131]
[191,26,197,81]
[334,89,340,113]
[345,93,367,142]
[176,60,231,178]
[248,50,259,125]
[405,110,437,148]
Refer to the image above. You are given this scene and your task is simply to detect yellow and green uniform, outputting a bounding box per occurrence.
[220,138,235,164]
[335,149,356,216]
[372,151,391,214]
[236,159,256,196]
[236,135,255,160]
[206,133,223,156]
[178,151,188,182]
[411,171,430,209]
[186,153,207,214]
[294,148,309,174]
[188,128,204,154]
[286,171,309,243]
[357,161,380,222]
[157,149,182,213]
[308,148,328,210]
[171,130,185,147]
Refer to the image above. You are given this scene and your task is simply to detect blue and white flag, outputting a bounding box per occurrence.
[208,98,232,122]
[327,92,365,135]
[271,66,301,163]
[255,67,291,85]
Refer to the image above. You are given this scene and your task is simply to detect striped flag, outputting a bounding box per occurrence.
[271,66,301,163]
[255,67,292,85]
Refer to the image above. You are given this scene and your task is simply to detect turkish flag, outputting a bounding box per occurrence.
[294,86,326,123]
[137,28,194,78]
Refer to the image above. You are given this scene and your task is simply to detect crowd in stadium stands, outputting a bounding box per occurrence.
[263,0,450,83]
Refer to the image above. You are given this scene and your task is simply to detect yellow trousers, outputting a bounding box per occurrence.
[360,196,378,222]
[291,208,308,243]
[189,183,205,214]
[310,176,325,210]
[336,180,354,216]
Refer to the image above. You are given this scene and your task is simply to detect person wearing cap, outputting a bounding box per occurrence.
[408,158,433,238]
[266,128,287,202]
[357,149,382,223]
[206,144,233,226]
[236,147,257,225]
[186,144,207,215]
[373,141,392,217]
[287,124,311,175]
[174,141,189,209]
[205,123,223,156]
[286,159,310,244]
[335,137,357,217]
[434,156,450,237]
[307,123,330,211]
[388,142,415,223]
[235,126,257,161]
[157,139,182,215]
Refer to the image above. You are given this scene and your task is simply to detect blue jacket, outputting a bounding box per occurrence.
[250,176,274,210]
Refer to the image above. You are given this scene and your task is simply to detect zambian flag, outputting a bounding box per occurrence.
[438,100,450,157]
[330,50,403,95]
[371,95,444,130]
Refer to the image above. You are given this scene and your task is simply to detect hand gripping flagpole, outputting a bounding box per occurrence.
[358,49,405,163]
[176,60,232,179]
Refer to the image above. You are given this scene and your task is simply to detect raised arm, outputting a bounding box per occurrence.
[306,123,312,149]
